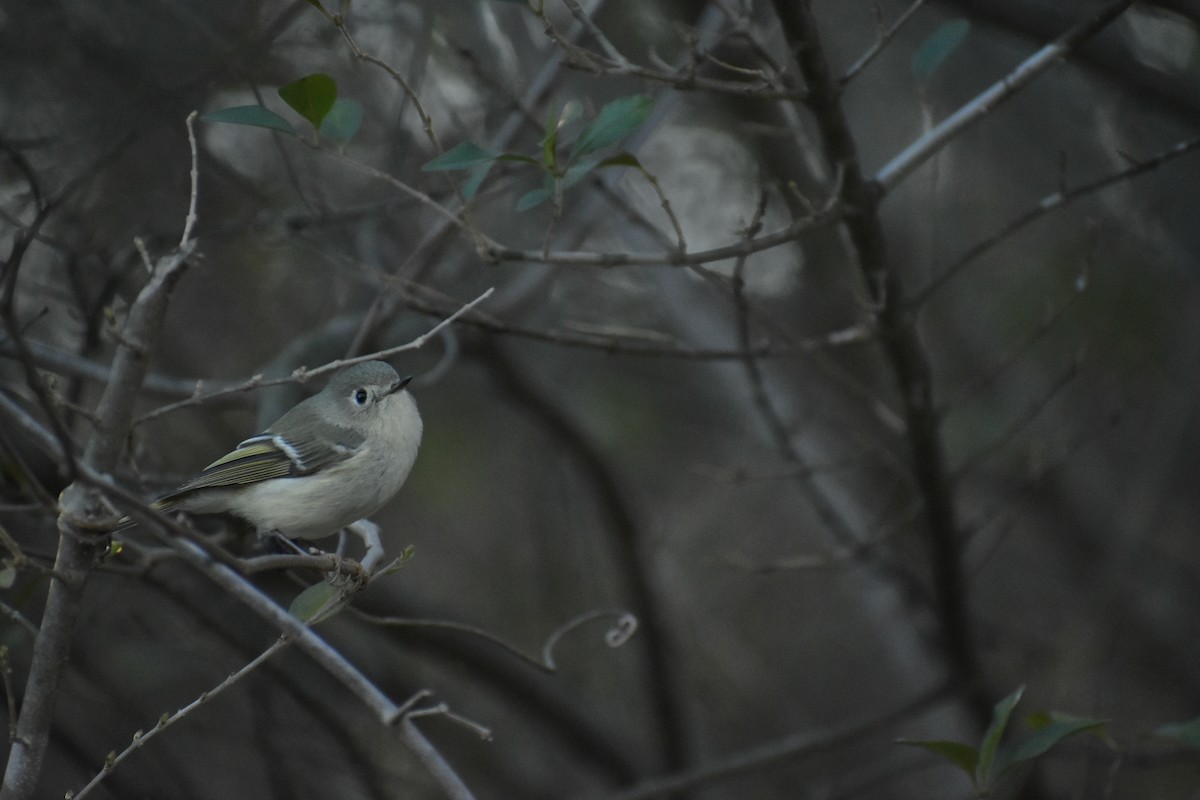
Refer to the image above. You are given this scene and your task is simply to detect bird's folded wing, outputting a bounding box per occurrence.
[166,431,361,495]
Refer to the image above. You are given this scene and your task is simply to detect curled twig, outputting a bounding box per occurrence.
[354,606,639,673]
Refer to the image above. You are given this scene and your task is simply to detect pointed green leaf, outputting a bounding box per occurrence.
[542,102,560,170]
[202,106,296,135]
[912,19,970,84]
[516,187,552,211]
[1155,716,1200,749]
[996,714,1108,778]
[460,162,494,201]
[289,581,346,623]
[558,99,583,129]
[571,94,653,161]
[897,739,979,781]
[978,686,1025,786]
[597,152,641,169]
[561,157,602,189]
[278,73,338,129]
[423,141,501,172]
[540,100,581,170]
[319,97,364,144]
[496,153,541,166]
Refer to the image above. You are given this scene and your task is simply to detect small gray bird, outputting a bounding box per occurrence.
[148,361,422,539]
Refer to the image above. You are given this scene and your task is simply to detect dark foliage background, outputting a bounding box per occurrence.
[1,0,1199,798]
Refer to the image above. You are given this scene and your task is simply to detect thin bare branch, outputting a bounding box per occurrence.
[603,682,951,800]
[949,354,1084,485]
[333,18,441,154]
[938,275,1086,416]
[910,133,1200,308]
[352,607,638,673]
[532,0,804,99]
[562,0,630,66]
[135,287,493,423]
[873,0,1135,194]
[481,197,842,267]
[400,714,481,800]
[73,637,291,799]
[1,111,201,800]
[838,0,930,88]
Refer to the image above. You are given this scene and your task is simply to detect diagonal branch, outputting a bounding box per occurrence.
[909,133,1200,308]
[873,0,1135,194]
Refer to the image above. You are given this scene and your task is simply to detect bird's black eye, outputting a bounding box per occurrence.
[353,388,369,406]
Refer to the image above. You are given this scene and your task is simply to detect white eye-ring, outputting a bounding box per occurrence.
[353,388,369,406]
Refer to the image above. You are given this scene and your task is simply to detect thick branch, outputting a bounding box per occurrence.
[770,0,985,715]
[0,116,198,800]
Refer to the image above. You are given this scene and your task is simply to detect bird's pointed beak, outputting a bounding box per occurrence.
[389,375,414,395]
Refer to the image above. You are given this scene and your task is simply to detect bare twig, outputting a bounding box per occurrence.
[72,637,291,799]
[771,0,988,721]
[135,287,493,423]
[562,0,630,66]
[838,0,929,88]
[949,353,1085,485]
[353,607,638,673]
[602,682,951,800]
[532,0,803,99]
[481,196,842,267]
[0,206,79,481]
[873,0,1135,194]
[178,112,201,246]
[938,275,1086,416]
[1,113,201,800]
[332,18,441,154]
[400,713,481,800]
[909,133,1200,308]
[139,526,407,723]
[0,603,36,639]
[729,191,866,550]
[0,648,15,742]
[483,344,690,772]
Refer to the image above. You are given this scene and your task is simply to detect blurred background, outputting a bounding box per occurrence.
[2,0,1199,797]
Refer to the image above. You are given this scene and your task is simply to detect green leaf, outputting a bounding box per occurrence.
[423,141,501,172]
[558,99,583,129]
[597,152,641,169]
[319,97,364,144]
[1155,716,1200,749]
[202,106,296,135]
[516,187,553,211]
[897,739,979,781]
[996,714,1108,778]
[303,0,328,12]
[288,581,346,623]
[542,102,561,171]
[978,686,1025,786]
[912,19,970,84]
[540,100,584,170]
[278,73,338,129]
[571,94,653,161]
[561,157,602,189]
[496,153,541,166]
[461,162,495,201]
